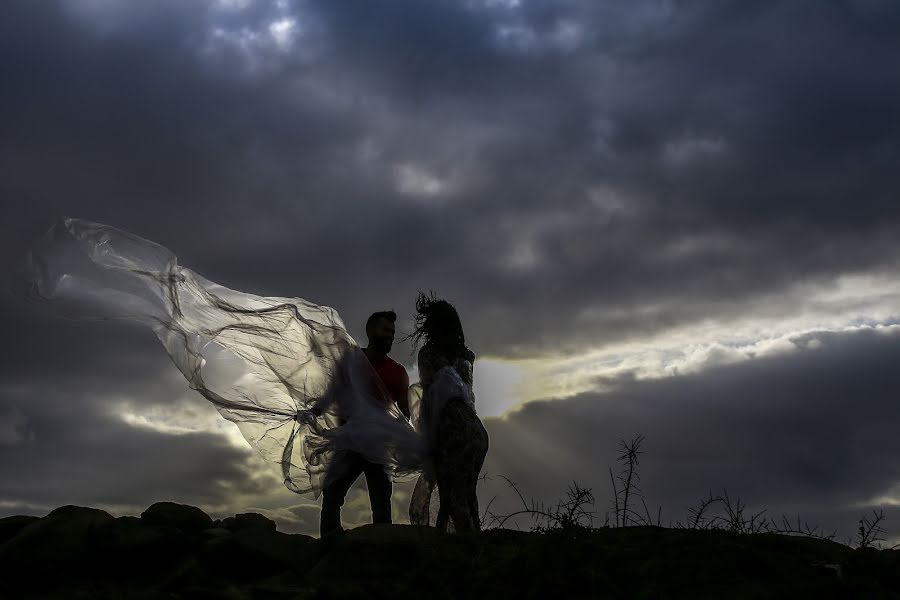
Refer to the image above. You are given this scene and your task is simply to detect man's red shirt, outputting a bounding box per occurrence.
[370,354,409,415]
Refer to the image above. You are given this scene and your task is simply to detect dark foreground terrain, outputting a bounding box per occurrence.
[1,503,899,599]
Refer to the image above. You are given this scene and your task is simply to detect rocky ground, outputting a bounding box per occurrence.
[1,502,899,599]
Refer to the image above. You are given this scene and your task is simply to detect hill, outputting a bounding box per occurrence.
[1,502,899,598]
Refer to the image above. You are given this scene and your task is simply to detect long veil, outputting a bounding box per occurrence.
[18,218,426,497]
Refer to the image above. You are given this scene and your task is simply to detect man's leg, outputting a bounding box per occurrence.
[320,453,365,537]
[363,460,393,524]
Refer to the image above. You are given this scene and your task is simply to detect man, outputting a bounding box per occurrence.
[319,310,410,538]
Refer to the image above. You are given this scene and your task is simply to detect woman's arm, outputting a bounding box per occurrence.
[417,346,436,391]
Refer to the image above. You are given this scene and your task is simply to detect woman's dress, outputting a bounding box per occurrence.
[408,344,490,531]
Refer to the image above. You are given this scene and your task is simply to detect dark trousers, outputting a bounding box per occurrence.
[320,451,392,537]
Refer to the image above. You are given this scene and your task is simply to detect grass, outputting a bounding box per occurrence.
[481,433,898,551]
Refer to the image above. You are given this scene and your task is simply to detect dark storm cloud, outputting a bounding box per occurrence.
[0,297,171,382]
[0,377,269,513]
[481,326,900,542]
[3,0,900,358]
[294,0,900,354]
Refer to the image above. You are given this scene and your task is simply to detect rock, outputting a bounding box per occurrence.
[304,524,450,591]
[86,511,203,589]
[93,514,193,581]
[333,522,441,545]
[95,515,166,551]
[810,561,843,579]
[221,512,277,534]
[7,503,900,598]
[199,535,286,583]
[232,528,317,572]
[245,571,310,598]
[0,515,39,545]
[199,528,317,582]
[202,527,233,540]
[0,505,114,590]
[141,502,214,534]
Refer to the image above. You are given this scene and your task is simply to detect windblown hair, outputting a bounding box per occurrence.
[366,310,396,331]
[408,291,466,356]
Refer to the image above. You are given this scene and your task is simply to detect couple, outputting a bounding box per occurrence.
[312,295,489,537]
[21,218,489,535]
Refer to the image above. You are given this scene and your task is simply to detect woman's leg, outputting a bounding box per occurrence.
[434,398,466,532]
[469,419,489,529]
[409,474,433,526]
[435,469,452,532]
[468,480,480,531]
[439,400,480,531]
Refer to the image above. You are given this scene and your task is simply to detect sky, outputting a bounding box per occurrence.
[2,0,900,543]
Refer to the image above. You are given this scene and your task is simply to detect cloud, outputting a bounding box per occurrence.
[4,0,900,358]
[481,326,900,543]
[0,342,289,519]
[0,401,34,446]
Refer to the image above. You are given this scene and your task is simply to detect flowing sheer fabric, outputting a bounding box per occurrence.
[20,218,425,497]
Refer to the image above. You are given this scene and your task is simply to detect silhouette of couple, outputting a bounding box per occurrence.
[22,218,490,538]
[315,295,490,537]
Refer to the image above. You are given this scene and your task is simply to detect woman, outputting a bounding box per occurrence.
[407,292,489,532]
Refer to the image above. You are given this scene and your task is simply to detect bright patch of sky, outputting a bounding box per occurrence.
[472,360,527,418]
[494,19,585,54]
[394,163,446,198]
[494,271,900,416]
[112,396,250,448]
[268,17,297,50]
[202,0,313,72]
[213,0,253,10]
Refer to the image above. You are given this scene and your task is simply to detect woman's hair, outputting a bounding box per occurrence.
[407,291,466,355]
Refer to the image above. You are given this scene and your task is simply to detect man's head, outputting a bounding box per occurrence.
[365,310,397,356]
